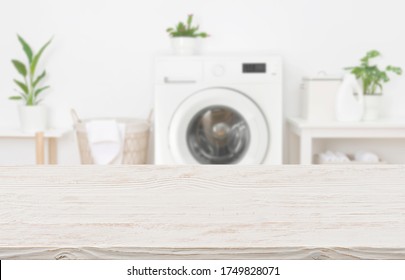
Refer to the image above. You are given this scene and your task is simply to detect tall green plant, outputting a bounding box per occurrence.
[345,50,402,95]
[166,14,208,38]
[9,35,53,106]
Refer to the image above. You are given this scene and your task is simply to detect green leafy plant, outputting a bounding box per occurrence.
[345,50,402,95]
[9,35,53,106]
[166,14,208,38]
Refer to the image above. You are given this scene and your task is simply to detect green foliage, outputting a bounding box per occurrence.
[166,14,209,38]
[18,35,33,63]
[11,60,27,77]
[10,35,53,106]
[345,50,402,95]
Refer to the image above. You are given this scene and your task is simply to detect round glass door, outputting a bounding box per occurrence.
[169,88,269,165]
[187,106,250,164]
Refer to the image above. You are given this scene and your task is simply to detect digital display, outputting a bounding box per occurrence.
[243,63,267,73]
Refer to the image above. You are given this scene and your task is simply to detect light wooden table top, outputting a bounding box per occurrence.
[1,165,405,260]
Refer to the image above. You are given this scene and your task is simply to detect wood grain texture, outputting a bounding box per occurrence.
[1,165,405,260]
[35,132,45,165]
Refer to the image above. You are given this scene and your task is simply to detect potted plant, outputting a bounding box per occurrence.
[166,14,209,55]
[9,35,52,133]
[345,50,402,121]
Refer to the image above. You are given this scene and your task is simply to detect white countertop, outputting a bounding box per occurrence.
[288,117,405,129]
[0,127,71,138]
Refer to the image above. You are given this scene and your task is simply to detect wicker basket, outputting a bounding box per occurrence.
[72,111,151,164]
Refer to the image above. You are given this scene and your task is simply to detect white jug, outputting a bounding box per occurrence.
[335,74,364,122]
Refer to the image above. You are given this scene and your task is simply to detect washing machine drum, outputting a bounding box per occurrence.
[187,106,250,164]
[169,88,270,164]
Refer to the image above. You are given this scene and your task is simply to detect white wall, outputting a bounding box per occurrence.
[1,0,405,164]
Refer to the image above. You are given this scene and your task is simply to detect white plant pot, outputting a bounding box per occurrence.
[363,95,382,121]
[171,37,198,56]
[18,105,48,133]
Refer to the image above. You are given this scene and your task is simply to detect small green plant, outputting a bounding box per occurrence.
[9,35,53,106]
[166,14,208,38]
[345,50,402,95]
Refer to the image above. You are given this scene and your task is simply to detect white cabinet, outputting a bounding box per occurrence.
[288,117,405,164]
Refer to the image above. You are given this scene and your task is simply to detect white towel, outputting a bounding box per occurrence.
[318,151,350,164]
[335,152,351,163]
[318,151,335,164]
[85,120,126,165]
[354,151,380,163]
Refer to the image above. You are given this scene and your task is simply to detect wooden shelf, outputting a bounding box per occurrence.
[0,127,71,164]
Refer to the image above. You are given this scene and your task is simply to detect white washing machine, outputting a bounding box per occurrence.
[154,55,283,164]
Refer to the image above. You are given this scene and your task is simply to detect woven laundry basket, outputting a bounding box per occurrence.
[72,110,151,164]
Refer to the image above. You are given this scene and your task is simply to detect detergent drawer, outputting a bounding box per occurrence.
[155,58,203,84]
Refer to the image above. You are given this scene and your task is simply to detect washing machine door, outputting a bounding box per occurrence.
[169,88,269,164]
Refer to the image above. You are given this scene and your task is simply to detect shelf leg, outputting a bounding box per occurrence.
[35,132,45,165]
[48,138,58,165]
[300,134,313,165]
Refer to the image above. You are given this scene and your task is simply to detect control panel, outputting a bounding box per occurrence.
[155,56,282,85]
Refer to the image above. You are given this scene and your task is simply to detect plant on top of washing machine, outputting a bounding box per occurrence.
[166,14,209,56]
[166,14,208,38]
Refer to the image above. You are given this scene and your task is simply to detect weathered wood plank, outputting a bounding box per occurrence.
[2,247,405,260]
[1,165,405,259]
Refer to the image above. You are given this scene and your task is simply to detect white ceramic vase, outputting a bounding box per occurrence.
[18,105,48,133]
[171,37,198,55]
[363,95,382,121]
